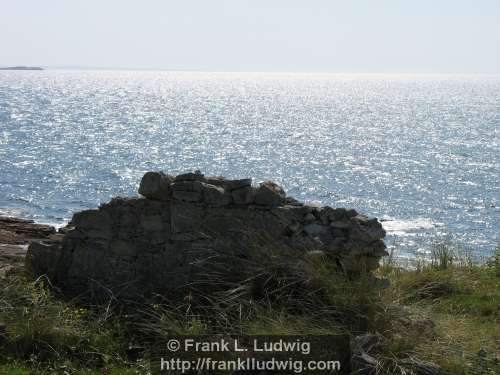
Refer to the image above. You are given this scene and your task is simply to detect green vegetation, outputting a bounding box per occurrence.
[378,244,499,374]
[0,244,498,374]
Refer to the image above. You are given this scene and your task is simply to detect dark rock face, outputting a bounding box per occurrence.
[26,171,387,300]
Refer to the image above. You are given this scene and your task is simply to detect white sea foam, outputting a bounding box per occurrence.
[382,218,438,236]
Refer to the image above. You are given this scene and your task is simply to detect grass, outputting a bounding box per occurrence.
[0,242,498,374]
[0,276,138,374]
[378,243,499,374]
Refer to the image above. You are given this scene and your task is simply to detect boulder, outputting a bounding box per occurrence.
[254,181,286,207]
[138,171,174,201]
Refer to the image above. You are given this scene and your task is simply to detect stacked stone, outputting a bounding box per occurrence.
[138,170,387,272]
[280,205,388,273]
[138,170,287,208]
[25,170,388,300]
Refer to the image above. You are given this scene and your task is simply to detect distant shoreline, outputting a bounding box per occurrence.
[0,66,43,71]
[3,66,500,76]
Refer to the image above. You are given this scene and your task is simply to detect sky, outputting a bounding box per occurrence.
[1,0,500,73]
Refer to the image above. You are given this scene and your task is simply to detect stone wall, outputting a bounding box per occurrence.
[26,171,387,300]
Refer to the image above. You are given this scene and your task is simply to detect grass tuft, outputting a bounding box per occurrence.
[0,241,498,374]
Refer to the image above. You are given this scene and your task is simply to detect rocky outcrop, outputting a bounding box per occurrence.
[0,216,56,278]
[0,216,55,245]
[26,171,387,300]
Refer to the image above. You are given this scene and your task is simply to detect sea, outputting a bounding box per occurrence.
[0,70,499,261]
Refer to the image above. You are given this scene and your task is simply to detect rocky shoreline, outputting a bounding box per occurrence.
[0,216,55,277]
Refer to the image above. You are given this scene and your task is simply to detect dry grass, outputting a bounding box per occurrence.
[1,242,498,374]
[377,244,500,375]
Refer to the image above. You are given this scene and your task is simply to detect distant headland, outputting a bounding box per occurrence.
[0,66,43,70]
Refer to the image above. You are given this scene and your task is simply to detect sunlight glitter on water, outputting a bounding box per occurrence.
[0,71,499,259]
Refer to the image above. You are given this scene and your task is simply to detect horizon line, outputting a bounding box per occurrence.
[2,65,500,76]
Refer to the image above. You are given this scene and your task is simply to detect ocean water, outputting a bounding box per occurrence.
[0,70,499,260]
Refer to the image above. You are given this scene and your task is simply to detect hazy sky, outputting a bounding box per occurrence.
[1,0,500,73]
